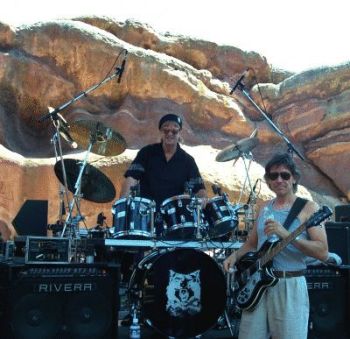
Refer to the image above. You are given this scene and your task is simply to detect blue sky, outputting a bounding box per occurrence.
[1,0,349,72]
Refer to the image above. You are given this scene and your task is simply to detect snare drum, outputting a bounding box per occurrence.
[160,195,202,239]
[129,248,226,338]
[203,196,238,238]
[111,197,155,239]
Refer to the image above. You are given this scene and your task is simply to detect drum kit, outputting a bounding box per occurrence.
[48,111,259,338]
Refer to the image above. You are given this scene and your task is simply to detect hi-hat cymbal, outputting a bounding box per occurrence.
[54,159,116,203]
[69,120,126,157]
[216,137,259,162]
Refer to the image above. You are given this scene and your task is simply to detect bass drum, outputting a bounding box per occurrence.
[129,249,226,338]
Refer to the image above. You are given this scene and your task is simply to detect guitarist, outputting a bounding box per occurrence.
[223,152,328,339]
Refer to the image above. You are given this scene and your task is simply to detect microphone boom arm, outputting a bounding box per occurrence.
[38,61,126,122]
[234,85,305,161]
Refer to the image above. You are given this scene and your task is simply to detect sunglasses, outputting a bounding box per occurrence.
[162,128,180,135]
[267,171,292,181]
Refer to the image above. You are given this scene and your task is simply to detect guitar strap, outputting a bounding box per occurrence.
[283,197,308,230]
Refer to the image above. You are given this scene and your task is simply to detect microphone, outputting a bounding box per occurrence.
[230,68,250,94]
[211,184,219,195]
[184,182,193,196]
[211,184,222,196]
[117,50,128,83]
[246,179,259,205]
[130,183,140,197]
[96,212,106,227]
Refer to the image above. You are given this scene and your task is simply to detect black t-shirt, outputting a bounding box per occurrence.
[124,143,205,208]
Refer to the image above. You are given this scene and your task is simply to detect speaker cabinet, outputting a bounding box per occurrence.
[335,205,350,222]
[306,267,350,339]
[325,222,350,265]
[0,263,120,339]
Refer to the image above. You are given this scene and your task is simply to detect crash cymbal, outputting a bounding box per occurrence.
[54,159,116,203]
[69,120,126,157]
[216,137,258,162]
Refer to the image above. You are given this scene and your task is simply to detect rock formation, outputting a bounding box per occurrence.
[0,17,348,232]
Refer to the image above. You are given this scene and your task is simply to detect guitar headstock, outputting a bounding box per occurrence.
[306,206,333,228]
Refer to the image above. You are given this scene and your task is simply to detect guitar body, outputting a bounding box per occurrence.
[235,241,279,311]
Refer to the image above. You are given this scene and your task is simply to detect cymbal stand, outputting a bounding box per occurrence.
[236,151,254,204]
[235,151,257,237]
[224,268,241,337]
[51,117,74,229]
[60,142,93,238]
[212,255,239,337]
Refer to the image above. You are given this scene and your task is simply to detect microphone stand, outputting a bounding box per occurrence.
[232,81,305,161]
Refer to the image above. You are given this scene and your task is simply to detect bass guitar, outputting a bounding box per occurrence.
[234,206,332,311]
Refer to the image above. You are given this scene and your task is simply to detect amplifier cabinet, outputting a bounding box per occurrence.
[0,262,120,339]
[325,222,350,265]
[306,266,350,339]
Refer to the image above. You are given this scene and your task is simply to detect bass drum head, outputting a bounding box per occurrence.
[141,249,226,338]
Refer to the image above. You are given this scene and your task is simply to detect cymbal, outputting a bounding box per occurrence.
[216,137,258,162]
[69,120,126,156]
[54,159,116,203]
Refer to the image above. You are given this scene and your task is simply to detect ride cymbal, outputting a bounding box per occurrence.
[216,137,258,162]
[69,120,126,157]
[54,159,116,203]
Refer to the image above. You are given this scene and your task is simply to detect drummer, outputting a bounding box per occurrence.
[119,113,207,326]
[120,113,208,236]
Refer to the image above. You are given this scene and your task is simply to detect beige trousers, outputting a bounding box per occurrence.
[238,276,309,339]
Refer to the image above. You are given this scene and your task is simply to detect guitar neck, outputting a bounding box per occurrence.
[260,222,307,267]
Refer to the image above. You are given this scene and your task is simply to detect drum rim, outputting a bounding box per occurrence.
[211,215,238,226]
[161,194,192,206]
[166,222,197,231]
[208,195,227,202]
[113,230,153,238]
[113,196,154,205]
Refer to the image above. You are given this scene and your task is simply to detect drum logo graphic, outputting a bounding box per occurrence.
[166,269,201,317]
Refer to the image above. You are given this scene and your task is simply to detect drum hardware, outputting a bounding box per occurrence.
[192,197,205,240]
[38,58,127,239]
[55,120,126,238]
[50,113,76,232]
[216,131,259,239]
[218,264,241,337]
[69,119,126,157]
[54,149,118,238]
[215,131,258,163]
[105,238,242,250]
